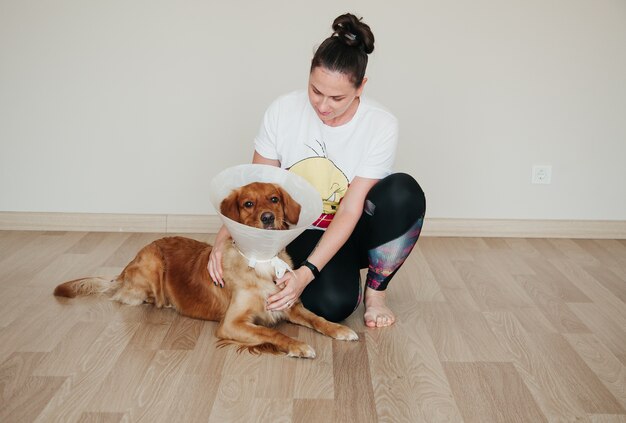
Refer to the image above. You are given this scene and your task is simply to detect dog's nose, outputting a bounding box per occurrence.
[261,212,275,226]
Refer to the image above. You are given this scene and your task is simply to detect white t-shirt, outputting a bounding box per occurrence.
[254,90,398,227]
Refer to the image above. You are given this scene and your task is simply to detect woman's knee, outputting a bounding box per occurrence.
[300,272,360,323]
[367,173,426,220]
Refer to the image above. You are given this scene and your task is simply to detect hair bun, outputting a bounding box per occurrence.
[332,13,374,54]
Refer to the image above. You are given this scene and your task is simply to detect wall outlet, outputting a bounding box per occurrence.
[532,165,552,184]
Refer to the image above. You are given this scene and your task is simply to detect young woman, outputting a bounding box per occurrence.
[208,13,426,328]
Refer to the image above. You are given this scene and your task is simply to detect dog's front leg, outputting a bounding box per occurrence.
[216,317,316,358]
[285,304,359,341]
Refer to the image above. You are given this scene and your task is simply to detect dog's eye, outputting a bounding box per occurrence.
[243,201,254,208]
[271,196,280,203]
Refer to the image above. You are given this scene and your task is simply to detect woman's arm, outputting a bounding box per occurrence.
[306,176,378,271]
[252,150,280,167]
[266,176,379,311]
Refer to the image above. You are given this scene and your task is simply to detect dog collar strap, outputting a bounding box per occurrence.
[233,242,294,279]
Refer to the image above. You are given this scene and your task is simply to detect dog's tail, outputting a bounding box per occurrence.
[53,277,120,298]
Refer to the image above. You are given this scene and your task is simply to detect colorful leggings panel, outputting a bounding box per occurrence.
[366,216,424,291]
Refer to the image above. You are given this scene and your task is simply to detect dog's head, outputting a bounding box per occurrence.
[220,182,301,230]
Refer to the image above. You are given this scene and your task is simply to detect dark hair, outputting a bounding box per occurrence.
[310,13,375,88]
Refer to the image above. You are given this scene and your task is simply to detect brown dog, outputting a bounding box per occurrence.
[54,182,358,358]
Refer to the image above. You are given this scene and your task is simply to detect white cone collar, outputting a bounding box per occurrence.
[209,164,322,262]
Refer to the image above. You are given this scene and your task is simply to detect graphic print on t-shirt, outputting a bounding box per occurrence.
[288,140,349,229]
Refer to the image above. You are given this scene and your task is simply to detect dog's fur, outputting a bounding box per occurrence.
[54,182,357,358]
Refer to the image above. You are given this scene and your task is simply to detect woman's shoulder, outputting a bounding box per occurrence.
[359,96,398,125]
[270,90,308,109]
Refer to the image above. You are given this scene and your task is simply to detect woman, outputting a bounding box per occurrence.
[208,13,426,328]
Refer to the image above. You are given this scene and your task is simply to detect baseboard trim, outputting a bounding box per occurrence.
[0,211,624,239]
[0,212,221,234]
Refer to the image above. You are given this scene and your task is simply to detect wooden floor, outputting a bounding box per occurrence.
[0,231,624,422]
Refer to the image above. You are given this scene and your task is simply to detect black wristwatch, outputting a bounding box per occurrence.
[300,260,321,279]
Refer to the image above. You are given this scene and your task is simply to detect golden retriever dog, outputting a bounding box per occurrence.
[54,182,358,358]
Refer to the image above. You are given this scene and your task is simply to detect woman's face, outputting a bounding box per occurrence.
[308,66,366,126]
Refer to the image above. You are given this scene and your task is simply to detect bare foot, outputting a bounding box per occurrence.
[364,287,396,328]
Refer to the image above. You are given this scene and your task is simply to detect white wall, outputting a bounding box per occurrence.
[1,0,625,220]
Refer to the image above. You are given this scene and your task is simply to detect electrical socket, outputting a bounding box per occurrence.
[532,165,552,184]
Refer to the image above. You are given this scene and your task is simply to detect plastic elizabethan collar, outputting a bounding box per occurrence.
[209,164,322,263]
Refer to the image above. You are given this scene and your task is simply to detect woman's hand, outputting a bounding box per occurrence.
[266,266,314,311]
[208,226,231,287]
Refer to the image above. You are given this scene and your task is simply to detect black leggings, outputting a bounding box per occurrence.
[286,173,426,322]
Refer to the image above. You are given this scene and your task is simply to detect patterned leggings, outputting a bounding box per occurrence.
[286,173,426,322]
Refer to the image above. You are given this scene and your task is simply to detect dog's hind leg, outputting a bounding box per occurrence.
[285,303,359,341]
[110,248,164,306]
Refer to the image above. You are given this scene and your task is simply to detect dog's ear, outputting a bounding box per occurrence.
[277,186,301,225]
[220,189,240,222]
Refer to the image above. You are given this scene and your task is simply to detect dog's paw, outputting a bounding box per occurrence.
[287,343,316,359]
[332,325,359,341]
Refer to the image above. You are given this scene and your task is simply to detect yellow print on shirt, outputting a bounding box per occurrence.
[289,156,349,215]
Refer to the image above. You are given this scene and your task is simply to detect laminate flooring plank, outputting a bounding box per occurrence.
[0,352,46,403]
[581,264,626,303]
[33,321,108,377]
[158,314,204,350]
[66,232,116,254]
[31,233,131,290]
[0,231,44,265]
[421,247,480,312]
[208,348,264,422]
[32,321,140,422]
[293,399,335,423]
[293,325,335,400]
[0,375,66,423]
[443,361,547,423]
[0,231,85,285]
[0,300,77,364]
[565,333,626,410]
[255,324,300,399]
[596,239,626,268]
[451,310,510,361]
[398,247,446,303]
[550,259,626,330]
[76,412,128,423]
[504,237,546,258]
[508,306,558,334]
[588,415,626,423]
[127,322,172,350]
[419,302,474,362]
[574,240,624,268]
[101,233,164,267]
[333,333,377,423]
[547,238,601,266]
[453,259,530,311]
[516,274,592,334]
[526,238,569,260]
[126,349,189,422]
[87,347,157,412]
[365,326,427,423]
[0,286,36,328]
[164,323,226,422]
[530,333,625,414]
[522,256,592,302]
[483,310,590,421]
[367,318,463,423]
[569,303,626,366]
